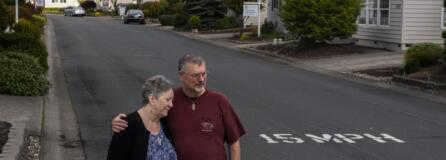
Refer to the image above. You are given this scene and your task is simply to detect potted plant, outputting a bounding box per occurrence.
[188,15,201,33]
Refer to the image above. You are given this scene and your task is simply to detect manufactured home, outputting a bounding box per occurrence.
[355,0,445,50]
[44,0,78,8]
[266,0,446,51]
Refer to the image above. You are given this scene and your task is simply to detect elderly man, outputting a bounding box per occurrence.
[112,54,245,160]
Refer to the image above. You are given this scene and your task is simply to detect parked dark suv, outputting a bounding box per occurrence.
[123,9,145,24]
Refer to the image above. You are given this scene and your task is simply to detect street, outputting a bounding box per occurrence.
[49,15,446,160]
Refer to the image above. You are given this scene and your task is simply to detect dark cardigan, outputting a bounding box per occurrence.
[107,111,171,160]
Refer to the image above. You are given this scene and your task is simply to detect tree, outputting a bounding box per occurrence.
[222,0,244,36]
[0,0,12,32]
[3,0,25,6]
[81,0,97,10]
[185,0,226,30]
[280,0,361,44]
[141,0,168,18]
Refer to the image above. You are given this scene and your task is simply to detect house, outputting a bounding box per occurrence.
[355,0,445,50]
[266,0,445,51]
[44,0,78,8]
[266,0,286,33]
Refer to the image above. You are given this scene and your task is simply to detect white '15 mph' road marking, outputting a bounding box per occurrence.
[259,133,405,144]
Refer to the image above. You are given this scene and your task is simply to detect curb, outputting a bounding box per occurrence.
[40,16,86,160]
[393,75,446,91]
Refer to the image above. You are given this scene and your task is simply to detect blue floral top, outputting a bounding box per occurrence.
[146,126,177,160]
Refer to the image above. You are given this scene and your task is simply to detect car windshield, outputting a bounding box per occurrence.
[127,10,142,14]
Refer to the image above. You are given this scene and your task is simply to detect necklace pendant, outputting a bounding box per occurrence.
[192,103,196,111]
[157,136,162,145]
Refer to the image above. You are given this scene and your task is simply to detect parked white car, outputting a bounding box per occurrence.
[64,6,86,17]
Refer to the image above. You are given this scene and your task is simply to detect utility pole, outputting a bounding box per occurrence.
[257,0,261,37]
[15,0,19,23]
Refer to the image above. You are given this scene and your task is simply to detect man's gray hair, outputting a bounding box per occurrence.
[178,54,205,72]
[142,75,174,104]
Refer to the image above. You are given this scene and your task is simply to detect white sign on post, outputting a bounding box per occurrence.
[243,4,259,17]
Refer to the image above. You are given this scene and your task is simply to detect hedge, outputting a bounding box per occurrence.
[32,15,46,29]
[0,53,49,96]
[0,33,48,70]
[159,14,176,26]
[13,18,42,39]
[0,51,44,75]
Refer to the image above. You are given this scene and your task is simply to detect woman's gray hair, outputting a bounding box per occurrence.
[142,75,174,104]
[178,54,205,72]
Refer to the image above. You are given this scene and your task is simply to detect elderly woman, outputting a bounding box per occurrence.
[107,75,177,160]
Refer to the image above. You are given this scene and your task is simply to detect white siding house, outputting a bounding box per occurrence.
[266,0,445,50]
[44,0,78,8]
[266,0,286,32]
[355,0,445,50]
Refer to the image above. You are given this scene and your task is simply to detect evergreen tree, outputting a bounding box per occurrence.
[185,0,226,30]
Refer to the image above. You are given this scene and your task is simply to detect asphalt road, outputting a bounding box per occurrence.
[49,15,446,160]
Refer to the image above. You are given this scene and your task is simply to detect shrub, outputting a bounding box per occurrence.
[174,14,188,28]
[159,14,175,26]
[0,33,48,70]
[32,15,46,28]
[261,20,275,35]
[81,1,97,10]
[0,51,44,75]
[442,30,446,48]
[239,34,249,40]
[141,0,168,18]
[13,18,42,39]
[43,8,63,14]
[188,15,201,29]
[404,58,420,74]
[0,53,49,96]
[94,12,103,17]
[280,0,361,44]
[215,17,233,29]
[404,43,443,73]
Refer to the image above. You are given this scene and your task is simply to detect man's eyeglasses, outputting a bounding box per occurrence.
[182,71,209,79]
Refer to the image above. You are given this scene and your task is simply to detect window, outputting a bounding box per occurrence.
[442,7,446,28]
[52,0,57,3]
[60,0,66,3]
[272,0,282,11]
[358,0,390,26]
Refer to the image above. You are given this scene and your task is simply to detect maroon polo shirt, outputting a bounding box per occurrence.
[166,88,245,160]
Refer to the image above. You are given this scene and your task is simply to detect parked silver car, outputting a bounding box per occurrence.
[123,9,145,24]
[64,6,85,17]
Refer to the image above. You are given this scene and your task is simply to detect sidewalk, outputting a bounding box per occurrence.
[0,96,42,160]
[0,18,85,160]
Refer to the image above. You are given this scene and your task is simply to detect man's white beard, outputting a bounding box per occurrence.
[194,85,205,93]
